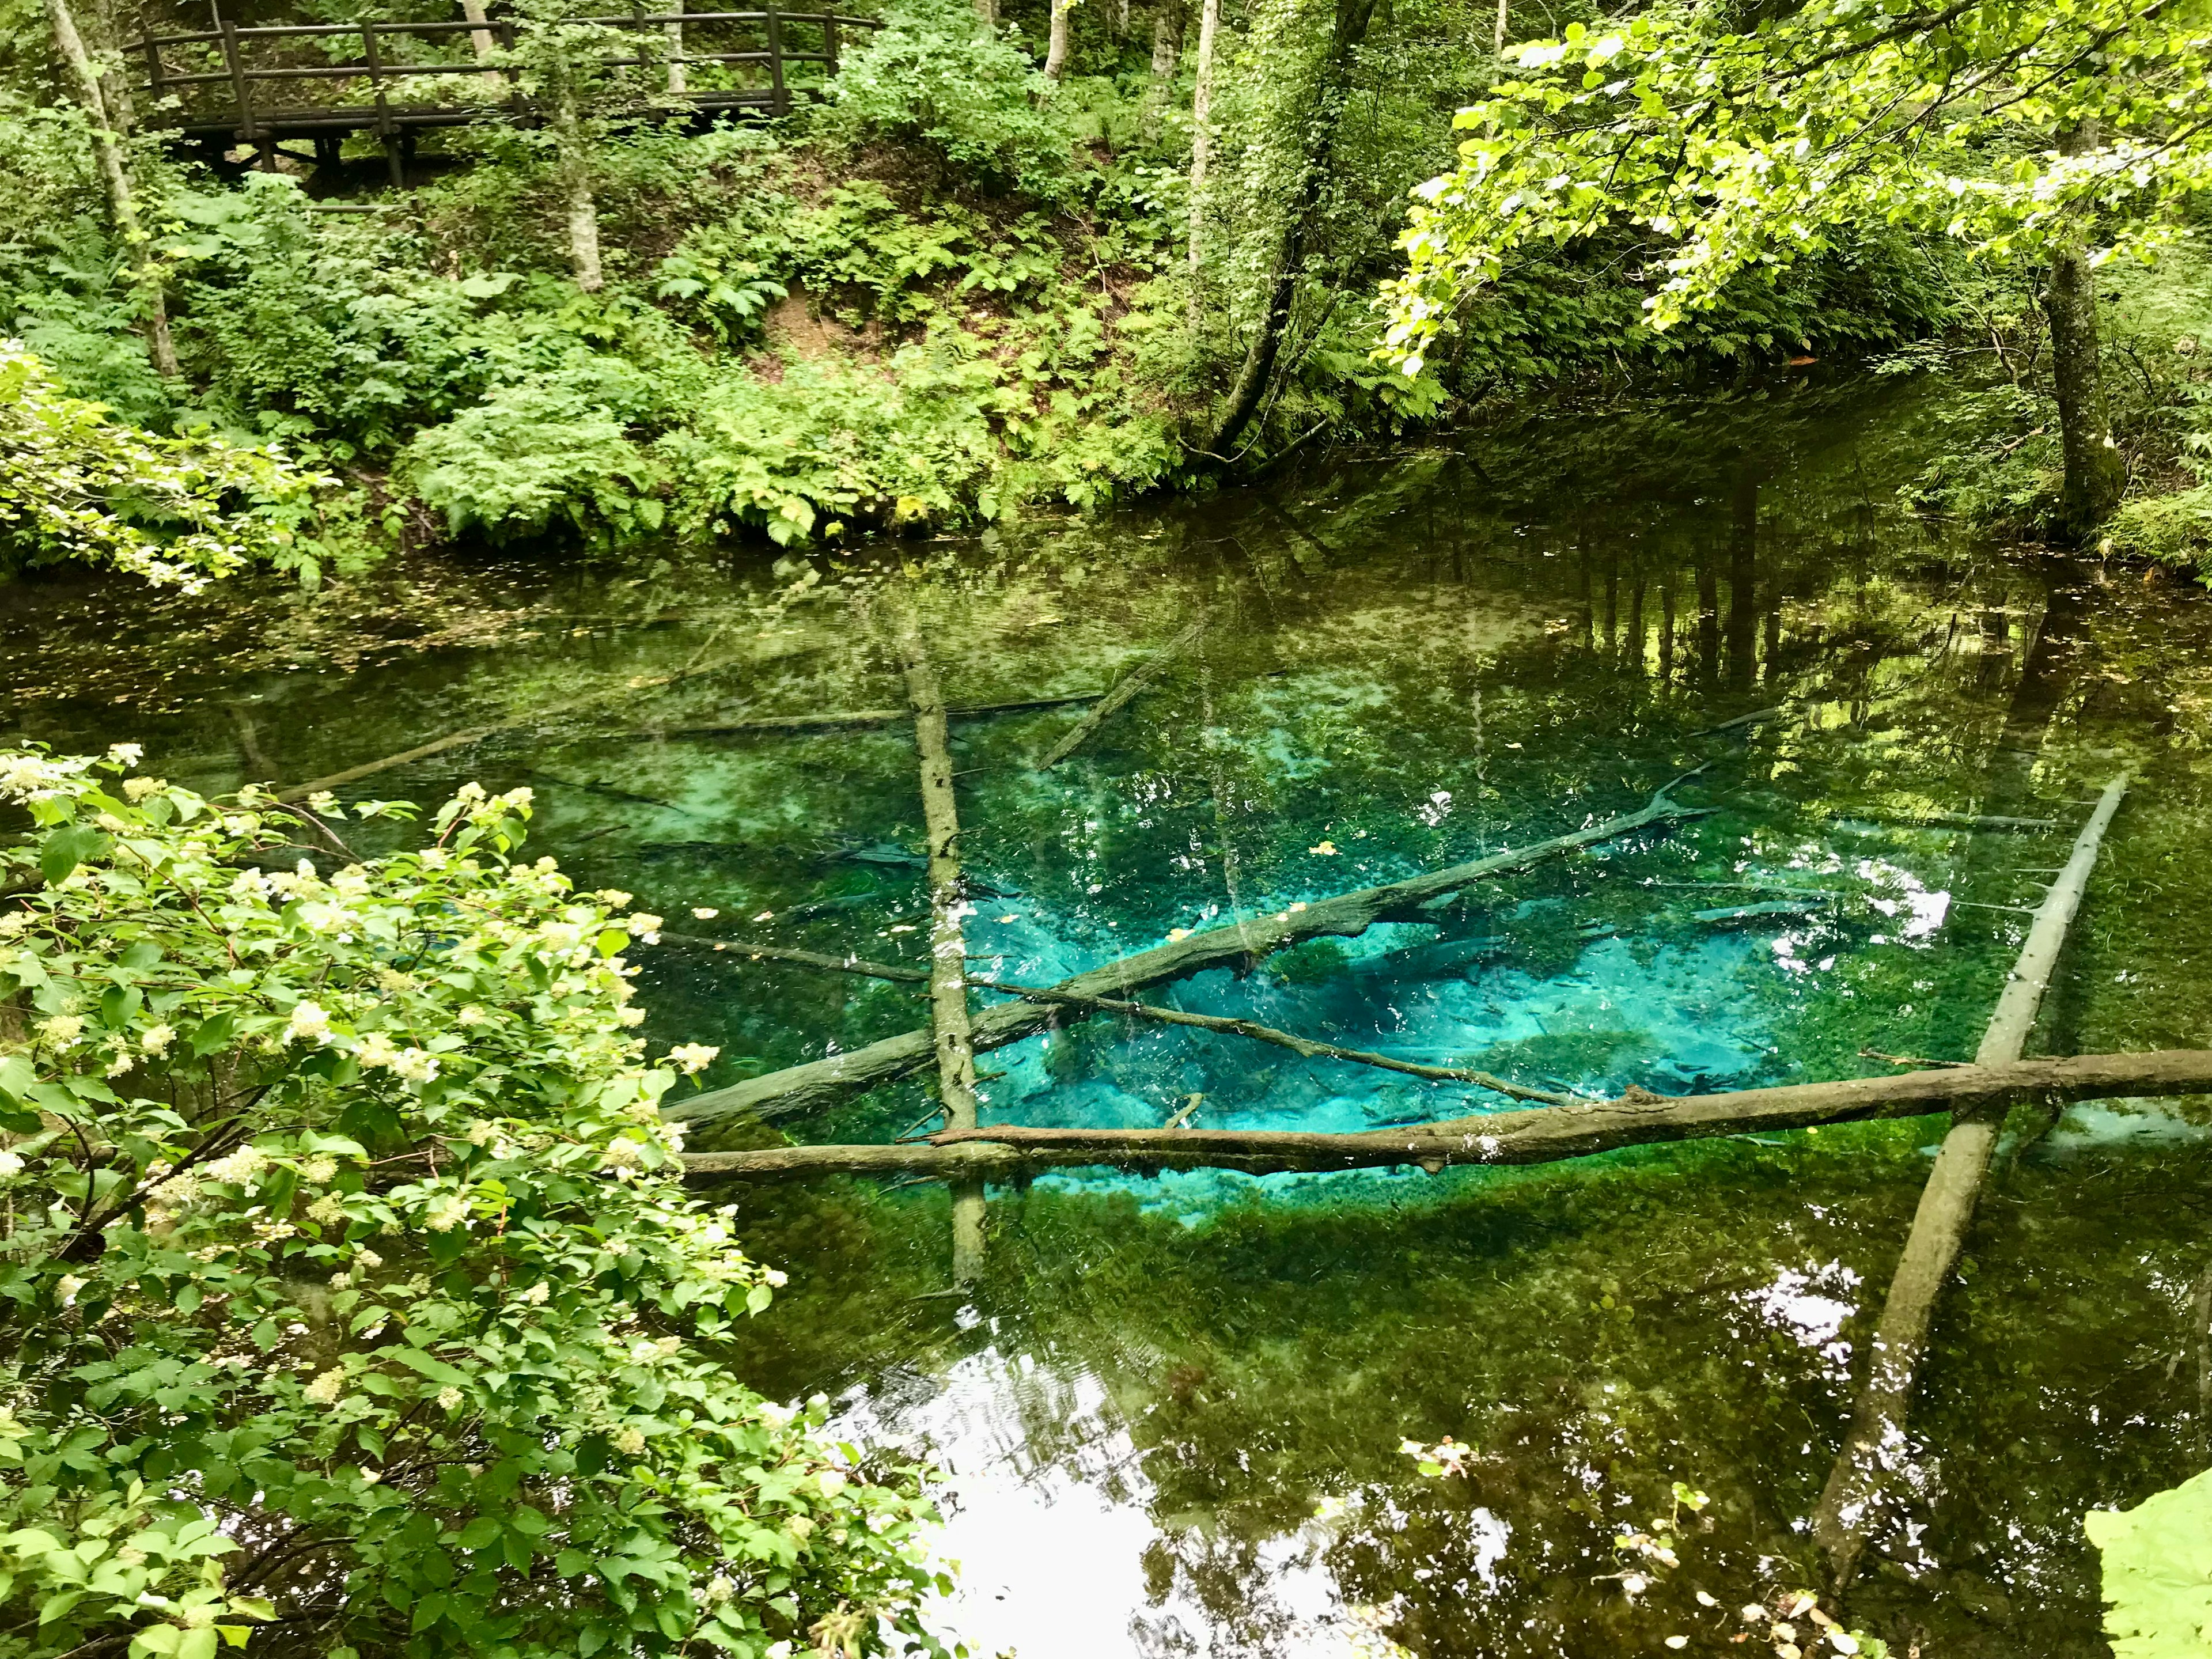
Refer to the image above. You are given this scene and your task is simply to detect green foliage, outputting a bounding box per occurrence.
[1381,0,2212,373]
[0,747,950,1658]
[0,343,326,588]
[2085,1468,2212,1657]
[404,372,666,541]
[823,0,1077,200]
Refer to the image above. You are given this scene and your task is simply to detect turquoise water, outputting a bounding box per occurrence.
[12,378,2212,1654]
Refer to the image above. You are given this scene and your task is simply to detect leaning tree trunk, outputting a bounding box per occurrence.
[551,74,604,293]
[460,0,498,60]
[1203,0,1379,456]
[44,0,177,378]
[1044,0,1071,79]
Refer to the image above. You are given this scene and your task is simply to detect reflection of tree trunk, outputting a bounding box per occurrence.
[1628,560,1645,676]
[1604,543,1619,665]
[1695,551,1718,686]
[1659,565,1676,683]
[44,0,177,377]
[1204,0,1380,453]
[1728,472,1759,690]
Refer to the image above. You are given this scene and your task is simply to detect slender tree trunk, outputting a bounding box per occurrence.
[1204,0,1379,456]
[664,0,685,92]
[1493,0,1506,50]
[2046,238,2123,537]
[975,0,998,25]
[1113,0,1130,37]
[44,0,177,378]
[552,75,603,293]
[1044,0,1071,79]
[2044,121,2123,539]
[460,0,498,61]
[1142,0,1182,144]
[1184,0,1219,319]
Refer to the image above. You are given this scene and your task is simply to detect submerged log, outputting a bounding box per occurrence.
[893,615,986,1282]
[657,693,1103,740]
[971,978,1574,1105]
[1812,771,2130,1585]
[677,1047,2212,1181]
[666,777,1713,1126]
[1034,613,1210,770]
[275,645,753,803]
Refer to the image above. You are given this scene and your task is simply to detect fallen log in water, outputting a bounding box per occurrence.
[1034,613,1210,770]
[891,612,987,1281]
[654,693,1104,740]
[677,1048,2212,1181]
[665,776,1713,1126]
[969,978,1575,1105]
[1812,771,2130,1585]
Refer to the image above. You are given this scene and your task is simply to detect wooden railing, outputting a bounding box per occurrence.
[132,9,881,176]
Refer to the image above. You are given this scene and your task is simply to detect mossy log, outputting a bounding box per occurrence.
[677,1048,2212,1181]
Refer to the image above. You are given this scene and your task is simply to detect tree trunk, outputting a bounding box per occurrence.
[553,77,604,293]
[1142,0,1183,145]
[664,0,685,93]
[1184,0,1220,315]
[2046,238,2123,538]
[1044,0,1071,79]
[1203,0,1380,457]
[460,0,498,61]
[1493,0,1506,50]
[44,0,177,378]
[975,0,998,25]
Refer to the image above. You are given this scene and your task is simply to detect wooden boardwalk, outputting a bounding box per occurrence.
[134,9,880,179]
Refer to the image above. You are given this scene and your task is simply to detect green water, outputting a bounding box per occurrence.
[12,378,2212,1654]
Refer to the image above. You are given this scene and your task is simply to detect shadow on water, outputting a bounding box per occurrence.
[12,377,2212,1654]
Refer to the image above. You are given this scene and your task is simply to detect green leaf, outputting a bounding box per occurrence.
[188,1014,237,1057]
[130,1628,181,1658]
[456,1517,501,1550]
[2087,1468,2212,1656]
[39,823,110,884]
[178,1628,218,1659]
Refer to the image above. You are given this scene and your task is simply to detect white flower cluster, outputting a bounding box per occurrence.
[666,1043,719,1075]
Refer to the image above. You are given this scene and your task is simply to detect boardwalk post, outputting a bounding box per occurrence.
[142,35,166,105]
[824,10,839,74]
[217,18,272,171]
[359,18,403,185]
[767,6,787,115]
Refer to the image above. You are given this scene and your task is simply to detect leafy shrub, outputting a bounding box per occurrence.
[0,748,950,1659]
[0,342,326,587]
[403,372,666,541]
[2104,484,2212,574]
[823,0,1076,199]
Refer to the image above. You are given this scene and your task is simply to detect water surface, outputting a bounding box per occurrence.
[10,379,2212,1656]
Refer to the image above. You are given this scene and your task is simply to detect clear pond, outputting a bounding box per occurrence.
[13,378,2212,1656]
